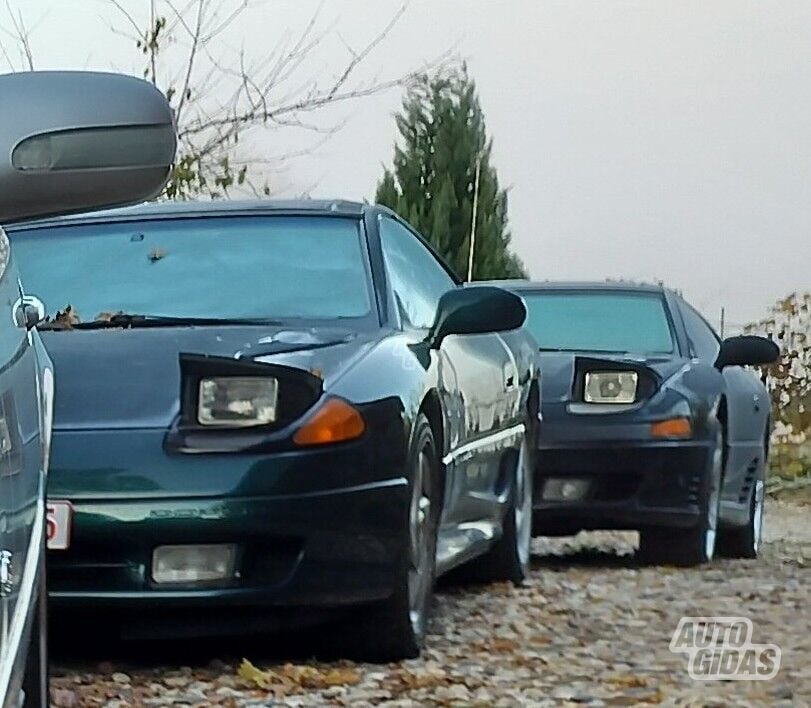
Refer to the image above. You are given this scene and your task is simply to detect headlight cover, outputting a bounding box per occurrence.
[584,371,638,404]
[198,376,278,427]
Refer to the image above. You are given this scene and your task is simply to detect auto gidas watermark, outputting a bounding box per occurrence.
[669,617,781,680]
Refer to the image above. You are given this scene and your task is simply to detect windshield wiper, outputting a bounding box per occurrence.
[538,347,631,355]
[40,314,283,330]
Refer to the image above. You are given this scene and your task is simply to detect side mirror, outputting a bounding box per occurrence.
[13,295,45,330]
[429,286,526,348]
[715,335,780,369]
[0,71,176,224]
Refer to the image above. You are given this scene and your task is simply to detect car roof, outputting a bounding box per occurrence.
[481,279,669,295]
[7,198,367,230]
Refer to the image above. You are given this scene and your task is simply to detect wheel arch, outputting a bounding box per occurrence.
[418,389,446,509]
[764,414,772,460]
[526,377,540,432]
[716,394,729,478]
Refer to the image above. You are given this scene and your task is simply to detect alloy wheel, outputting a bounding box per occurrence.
[407,446,434,638]
[752,479,765,553]
[514,439,532,572]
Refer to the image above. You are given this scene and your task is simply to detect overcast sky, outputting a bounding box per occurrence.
[4,1,809,329]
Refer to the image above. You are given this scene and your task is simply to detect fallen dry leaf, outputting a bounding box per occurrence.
[607,675,648,688]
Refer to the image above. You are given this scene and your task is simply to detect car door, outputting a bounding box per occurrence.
[678,301,765,504]
[0,228,44,687]
[376,215,513,526]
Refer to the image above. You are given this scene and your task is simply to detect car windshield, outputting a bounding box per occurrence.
[522,290,675,354]
[10,215,374,325]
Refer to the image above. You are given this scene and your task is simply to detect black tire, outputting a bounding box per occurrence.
[22,542,48,707]
[456,434,533,585]
[639,428,723,567]
[716,478,764,559]
[350,413,440,662]
[716,424,768,559]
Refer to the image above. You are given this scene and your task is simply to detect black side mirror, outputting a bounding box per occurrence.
[0,71,176,224]
[429,286,526,348]
[715,335,780,369]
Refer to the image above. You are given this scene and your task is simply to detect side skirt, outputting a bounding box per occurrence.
[435,521,501,577]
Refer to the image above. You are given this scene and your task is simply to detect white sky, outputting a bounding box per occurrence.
[3,0,809,329]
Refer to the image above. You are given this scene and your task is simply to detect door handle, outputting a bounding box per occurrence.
[753,394,761,412]
[497,335,520,392]
[13,295,46,330]
[503,363,517,391]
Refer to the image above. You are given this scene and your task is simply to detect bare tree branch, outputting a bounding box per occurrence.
[0,39,16,71]
[2,0,35,70]
[149,0,158,84]
[202,0,250,40]
[107,0,143,39]
[98,0,447,199]
[326,2,407,102]
[173,0,206,123]
[163,0,199,37]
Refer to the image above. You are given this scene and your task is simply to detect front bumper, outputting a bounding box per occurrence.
[48,478,408,609]
[533,439,714,534]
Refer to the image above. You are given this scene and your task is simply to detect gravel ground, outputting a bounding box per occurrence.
[50,500,810,707]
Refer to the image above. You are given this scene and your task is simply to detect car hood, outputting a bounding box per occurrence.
[539,351,685,404]
[43,325,376,431]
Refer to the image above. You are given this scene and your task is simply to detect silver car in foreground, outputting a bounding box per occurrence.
[0,70,176,707]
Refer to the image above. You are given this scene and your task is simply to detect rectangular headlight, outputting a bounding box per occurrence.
[198,377,278,427]
[584,371,638,404]
[152,544,236,585]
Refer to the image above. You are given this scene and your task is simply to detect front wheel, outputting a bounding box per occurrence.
[639,430,723,567]
[349,413,439,661]
[716,478,765,559]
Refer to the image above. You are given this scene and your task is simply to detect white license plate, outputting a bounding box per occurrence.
[47,501,73,550]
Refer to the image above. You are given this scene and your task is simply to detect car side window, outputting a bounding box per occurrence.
[378,217,455,329]
[679,301,721,362]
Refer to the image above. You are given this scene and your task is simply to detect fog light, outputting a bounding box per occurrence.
[152,544,236,584]
[542,478,590,501]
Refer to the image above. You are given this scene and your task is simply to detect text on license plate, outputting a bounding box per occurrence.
[47,501,73,550]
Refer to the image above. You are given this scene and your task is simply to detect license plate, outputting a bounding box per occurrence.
[47,501,73,550]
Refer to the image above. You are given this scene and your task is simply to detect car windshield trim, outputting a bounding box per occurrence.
[10,214,381,330]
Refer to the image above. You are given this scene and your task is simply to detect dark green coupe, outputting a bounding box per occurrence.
[8,200,539,660]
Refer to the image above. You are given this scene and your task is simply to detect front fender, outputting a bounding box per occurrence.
[667,362,725,439]
[328,331,442,458]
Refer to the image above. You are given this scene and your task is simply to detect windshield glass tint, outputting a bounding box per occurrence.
[523,291,675,354]
[11,215,373,322]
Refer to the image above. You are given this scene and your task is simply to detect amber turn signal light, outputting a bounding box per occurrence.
[650,417,692,439]
[293,398,365,446]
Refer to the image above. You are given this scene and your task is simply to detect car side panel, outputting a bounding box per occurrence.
[0,247,46,707]
[721,366,770,507]
[364,208,532,570]
[667,292,766,509]
[438,332,513,524]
